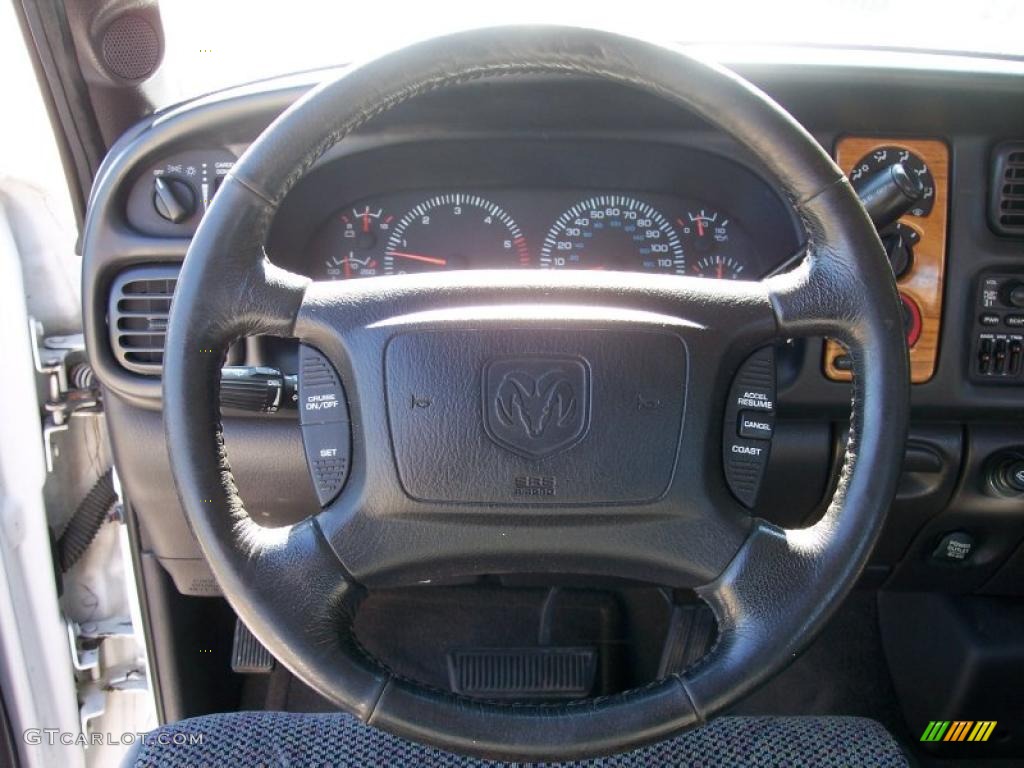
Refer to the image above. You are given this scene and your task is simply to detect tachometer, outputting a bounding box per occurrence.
[539,195,685,274]
[384,194,529,274]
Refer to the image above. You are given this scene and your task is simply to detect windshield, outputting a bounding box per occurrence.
[158,0,1022,106]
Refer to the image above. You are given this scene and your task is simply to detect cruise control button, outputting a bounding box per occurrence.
[300,422,351,506]
[297,345,352,506]
[735,389,774,411]
[722,346,776,508]
[724,439,770,508]
[738,410,775,440]
[298,345,349,425]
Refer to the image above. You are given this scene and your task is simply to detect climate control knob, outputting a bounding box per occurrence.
[1005,282,1024,309]
[152,176,196,223]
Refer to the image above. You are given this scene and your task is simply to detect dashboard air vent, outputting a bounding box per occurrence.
[991,142,1024,236]
[107,265,179,375]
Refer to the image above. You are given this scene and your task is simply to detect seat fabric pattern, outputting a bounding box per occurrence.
[129,711,909,767]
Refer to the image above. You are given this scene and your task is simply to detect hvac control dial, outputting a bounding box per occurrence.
[850,146,936,218]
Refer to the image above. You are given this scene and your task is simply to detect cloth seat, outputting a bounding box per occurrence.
[125,711,910,767]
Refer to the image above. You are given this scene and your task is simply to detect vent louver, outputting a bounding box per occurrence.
[107,265,179,375]
[991,142,1024,236]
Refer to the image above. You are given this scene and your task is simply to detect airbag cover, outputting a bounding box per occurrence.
[385,330,686,504]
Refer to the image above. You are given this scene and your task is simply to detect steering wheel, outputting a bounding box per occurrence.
[164,26,908,761]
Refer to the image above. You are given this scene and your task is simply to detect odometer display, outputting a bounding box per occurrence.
[539,195,685,274]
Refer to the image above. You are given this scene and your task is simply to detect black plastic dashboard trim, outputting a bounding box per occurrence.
[82,57,1024,419]
[83,76,797,407]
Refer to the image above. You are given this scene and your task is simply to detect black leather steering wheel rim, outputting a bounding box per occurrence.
[164,26,909,761]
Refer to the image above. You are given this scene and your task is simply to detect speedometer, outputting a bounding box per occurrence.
[539,195,685,274]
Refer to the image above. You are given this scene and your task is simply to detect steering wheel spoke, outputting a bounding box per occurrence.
[765,180,905,351]
[168,177,311,354]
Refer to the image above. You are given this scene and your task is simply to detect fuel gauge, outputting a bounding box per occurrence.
[678,208,752,279]
[321,205,393,279]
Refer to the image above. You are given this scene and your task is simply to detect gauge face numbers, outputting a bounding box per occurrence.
[692,254,746,280]
[384,194,529,274]
[540,196,684,274]
[850,146,936,217]
[311,193,759,280]
[679,209,730,251]
[679,209,752,279]
[321,205,392,279]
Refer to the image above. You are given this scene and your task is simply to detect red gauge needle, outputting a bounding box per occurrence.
[355,206,373,233]
[343,257,352,279]
[387,251,448,266]
[717,262,723,279]
[695,218,705,237]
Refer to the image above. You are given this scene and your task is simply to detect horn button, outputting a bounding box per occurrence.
[384,330,686,504]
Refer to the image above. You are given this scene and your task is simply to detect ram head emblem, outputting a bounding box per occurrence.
[483,357,590,459]
[494,371,577,438]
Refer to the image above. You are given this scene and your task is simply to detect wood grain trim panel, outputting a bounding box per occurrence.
[825,137,949,384]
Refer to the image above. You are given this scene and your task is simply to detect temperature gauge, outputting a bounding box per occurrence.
[678,209,730,253]
[678,208,753,279]
[321,205,393,279]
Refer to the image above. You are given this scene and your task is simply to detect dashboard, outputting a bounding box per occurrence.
[80,64,1024,604]
[123,138,801,284]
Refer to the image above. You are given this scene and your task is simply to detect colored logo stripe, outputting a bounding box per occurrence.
[968,721,998,742]
[920,720,997,742]
[921,721,950,742]
[944,721,973,741]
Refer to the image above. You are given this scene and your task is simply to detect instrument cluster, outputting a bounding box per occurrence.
[306,189,762,281]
